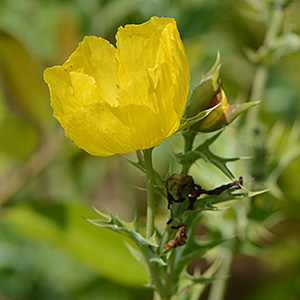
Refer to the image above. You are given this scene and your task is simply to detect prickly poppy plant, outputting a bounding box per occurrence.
[44,16,261,300]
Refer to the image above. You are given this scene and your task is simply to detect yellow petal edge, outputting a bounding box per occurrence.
[44,16,190,156]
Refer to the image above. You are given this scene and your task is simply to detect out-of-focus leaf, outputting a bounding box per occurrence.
[247,32,300,64]
[57,9,82,61]
[87,208,167,283]
[245,272,300,300]
[171,238,224,291]
[268,122,300,200]
[89,0,140,36]
[272,32,300,60]
[3,202,148,286]
[175,258,222,300]
[0,30,52,126]
[0,83,7,123]
[0,114,39,160]
[0,223,94,300]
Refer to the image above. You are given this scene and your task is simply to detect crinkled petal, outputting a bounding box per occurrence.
[116,16,189,116]
[65,102,168,156]
[44,36,119,113]
[44,69,101,128]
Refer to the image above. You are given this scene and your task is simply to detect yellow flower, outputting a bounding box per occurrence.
[44,16,190,156]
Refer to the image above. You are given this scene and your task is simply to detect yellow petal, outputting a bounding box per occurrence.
[65,102,169,156]
[116,16,189,116]
[44,36,119,105]
[44,68,101,128]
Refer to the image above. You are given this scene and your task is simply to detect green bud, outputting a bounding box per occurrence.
[184,52,259,133]
[184,52,221,119]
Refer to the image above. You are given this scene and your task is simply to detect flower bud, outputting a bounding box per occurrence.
[184,53,258,133]
[184,52,221,119]
[197,88,258,132]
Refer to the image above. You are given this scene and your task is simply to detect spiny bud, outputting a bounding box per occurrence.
[184,52,221,119]
[184,53,258,133]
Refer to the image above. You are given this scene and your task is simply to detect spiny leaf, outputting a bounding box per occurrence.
[170,211,225,285]
[171,239,225,286]
[175,276,216,300]
[184,273,217,284]
[124,151,145,173]
[87,208,172,289]
[149,257,167,266]
[5,202,149,285]
[176,132,239,179]
[124,241,148,268]
[87,208,158,248]
[176,257,222,300]
[193,187,268,211]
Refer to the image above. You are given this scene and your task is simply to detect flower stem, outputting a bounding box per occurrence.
[148,261,168,300]
[164,249,176,298]
[181,130,197,173]
[143,148,169,299]
[143,148,155,239]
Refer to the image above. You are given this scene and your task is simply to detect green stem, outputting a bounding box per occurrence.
[184,130,196,153]
[143,148,155,239]
[148,261,168,300]
[181,130,197,173]
[264,2,284,47]
[159,130,196,254]
[143,148,168,300]
[164,249,176,299]
[246,65,268,123]
[157,130,197,297]
[153,291,160,300]
[158,223,173,254]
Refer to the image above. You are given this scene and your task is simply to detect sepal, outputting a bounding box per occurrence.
[178,104,221,132]
[198,99,260,132]
[175,258,221,299]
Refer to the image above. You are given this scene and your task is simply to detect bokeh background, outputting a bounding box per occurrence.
[0,0,300,299]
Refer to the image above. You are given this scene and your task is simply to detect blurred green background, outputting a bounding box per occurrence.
[0,0,300,299]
